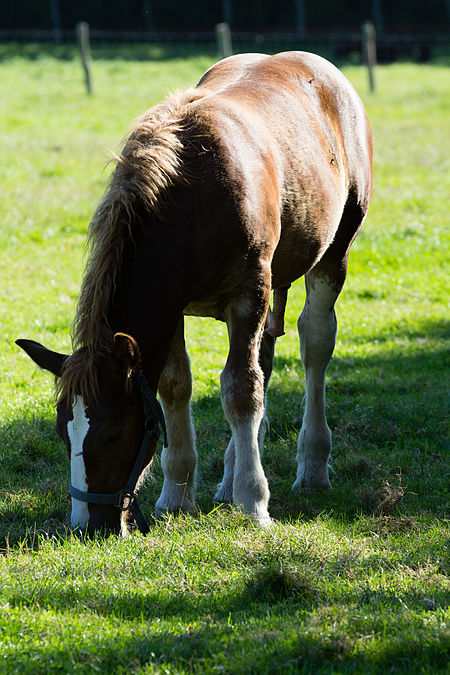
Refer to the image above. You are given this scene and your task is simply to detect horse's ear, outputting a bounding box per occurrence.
[112,333,141,374]
[15,339,68,376]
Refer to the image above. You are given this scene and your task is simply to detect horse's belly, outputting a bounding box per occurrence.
[271,205,342,288]
[183,299,226,321]
[271,249,314,288]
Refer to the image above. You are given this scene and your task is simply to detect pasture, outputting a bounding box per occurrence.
[0,46,449,673]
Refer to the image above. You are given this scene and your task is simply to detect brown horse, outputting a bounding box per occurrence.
[17,51,372,535]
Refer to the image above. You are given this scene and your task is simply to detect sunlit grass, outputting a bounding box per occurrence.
[0,51,448,673]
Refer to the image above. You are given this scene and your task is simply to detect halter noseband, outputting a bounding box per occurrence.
[69,371,167,535]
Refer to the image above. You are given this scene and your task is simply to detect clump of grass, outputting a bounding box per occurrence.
[375,477,406,515]
[243,563,315,604]
[357,472,407,515]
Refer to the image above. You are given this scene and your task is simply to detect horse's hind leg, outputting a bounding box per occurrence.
[215,328,275,504]
[293,196,367,492]
[292,270,340,492]
[155,318,197,515]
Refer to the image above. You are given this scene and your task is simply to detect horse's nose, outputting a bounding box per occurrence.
[86,505,124,537]
[71,498,90,531]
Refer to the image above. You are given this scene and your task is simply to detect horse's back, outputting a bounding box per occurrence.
[196,51,372,204]
[189,52,372,287]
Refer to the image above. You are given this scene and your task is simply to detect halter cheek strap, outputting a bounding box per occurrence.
[69,371,167,535]
[136,371,168,448]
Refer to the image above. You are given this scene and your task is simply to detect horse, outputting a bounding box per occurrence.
[17,51,372,535]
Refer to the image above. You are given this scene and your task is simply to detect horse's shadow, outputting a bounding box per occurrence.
[5,549,448,671]
[1,318,448,546]
[190,317,448,523]
[0,414,71,547]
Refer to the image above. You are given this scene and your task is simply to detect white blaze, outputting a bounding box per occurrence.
[67,396,90,529]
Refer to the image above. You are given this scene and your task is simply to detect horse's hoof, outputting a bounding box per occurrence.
[292,478,332,493]
[255,514,272,528]
[236,505,272,528]
[238,509,272,528]
[154,499,197,520]
[214,486,233,504]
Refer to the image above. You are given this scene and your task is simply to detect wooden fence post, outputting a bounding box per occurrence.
[294,0,306,34]
[215,23,232,59]
[221,0,232,27]
[76,22,93,95]
[362,21,376,93]
[50,0,62,44]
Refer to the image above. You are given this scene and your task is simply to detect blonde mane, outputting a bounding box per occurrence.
[58,87,208,405]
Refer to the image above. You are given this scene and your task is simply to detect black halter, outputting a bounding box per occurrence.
[69,371,168,535]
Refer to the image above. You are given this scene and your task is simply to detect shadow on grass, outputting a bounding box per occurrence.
[0,416,70,545]
[10,558,448,619]
[193,317,449,522]
[6,570,449,672]
[10,630,448,674]
[3,42,448,68]
[1,318,448,545]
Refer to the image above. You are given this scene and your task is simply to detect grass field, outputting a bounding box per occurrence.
[0,46,449,673]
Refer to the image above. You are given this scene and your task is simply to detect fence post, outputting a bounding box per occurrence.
[76,22,93,95]
[50,0,62,44]
[221,0,232,27]
[215,23,232,59]
[362,21,376,93]
[294,0,306,34]
[142,0,153,31]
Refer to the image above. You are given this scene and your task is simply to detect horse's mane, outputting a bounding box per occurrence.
[57,87,209,406]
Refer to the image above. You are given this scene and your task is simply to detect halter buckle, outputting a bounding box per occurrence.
[115,490,137,511]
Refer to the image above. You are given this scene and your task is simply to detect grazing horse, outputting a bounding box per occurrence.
[17,51,372,535]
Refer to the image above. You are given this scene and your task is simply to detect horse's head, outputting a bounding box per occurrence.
[16,334,161,536]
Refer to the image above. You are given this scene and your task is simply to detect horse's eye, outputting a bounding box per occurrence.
[100,427,123,444]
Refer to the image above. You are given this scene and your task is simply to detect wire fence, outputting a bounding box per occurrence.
[1,28,449,64]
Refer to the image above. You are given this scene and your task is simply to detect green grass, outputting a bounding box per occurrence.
[0,49,449,673]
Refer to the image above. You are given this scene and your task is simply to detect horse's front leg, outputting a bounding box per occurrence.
[220,277,272,525]
[215,326,275,504]
[155,318,197,516]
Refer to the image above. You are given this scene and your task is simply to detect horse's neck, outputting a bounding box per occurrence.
[109,233,188,390]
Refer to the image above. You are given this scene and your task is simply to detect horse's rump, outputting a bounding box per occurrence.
[190,52,372,285]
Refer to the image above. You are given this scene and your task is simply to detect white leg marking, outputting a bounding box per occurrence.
[215,411,268,504]
[67,396,90,528]
[217,327,273,506]
[155,403,197,515]
[215,438,235,503]
[155,321,197,516]
[220,362,271,526]
[293,276,338,493]
[232,414,271,526]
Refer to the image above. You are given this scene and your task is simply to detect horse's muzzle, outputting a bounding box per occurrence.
[72,505,124,538]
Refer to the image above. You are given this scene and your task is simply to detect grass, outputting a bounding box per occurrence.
[0,47,449,673]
